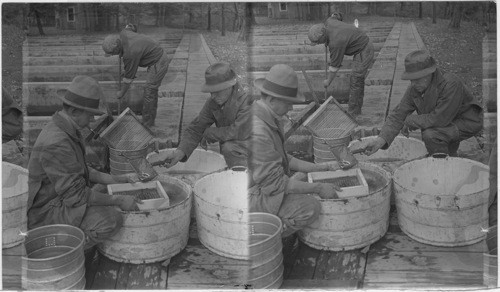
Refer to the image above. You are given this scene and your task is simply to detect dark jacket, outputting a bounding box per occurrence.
[178,84,253,159]
[120,30,163,80]
[2,88,23,143]
[324,18,370,68]
[379,68,483,146]
[27,111,94,229]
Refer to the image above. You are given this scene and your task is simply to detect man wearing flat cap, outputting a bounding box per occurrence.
[361,50,483,156]
[308,15,374,116]
[248,64,342,251]
[162,62,252,168]
[27,76,143,253]
[102,28,170,127]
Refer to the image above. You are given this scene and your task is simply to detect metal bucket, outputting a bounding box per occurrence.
[146,148,227,186]
[98,175,192,264]
[193,167,250,259]
[298,162,391,251]
[109,146,150,175]
[348,136,428,173]
[248,212,283,289]
[22,224,86,290]
[2,162,29,248]
[393,156,489,246]
[312,128,352,164]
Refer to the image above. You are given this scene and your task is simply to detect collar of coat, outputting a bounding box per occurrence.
[52,111,83,142]
[253,100,282,131]
[213,83,246,109]
[411,68,445,99]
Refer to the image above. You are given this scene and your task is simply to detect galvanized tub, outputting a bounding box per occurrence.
[393,156,489,246]
[146,148,227,186]
[348,136,428,174]
[248,212,283,289]
[298,162,391,251]
[109,146,150,175]
[312,128,352,163]
[2,162,29,248]
[98,175,192,263]
[22,224,86,290]
[193,167,250,259]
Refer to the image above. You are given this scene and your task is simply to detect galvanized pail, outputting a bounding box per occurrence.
[98,175,192,264]
[299,162,392,251]
[393,155,489,246]
[22,224,86,290]
[193,167,249,259]
[312,128,355,167]
[2,162,29,248]
[248,212,283,289]
[109,145,150,175]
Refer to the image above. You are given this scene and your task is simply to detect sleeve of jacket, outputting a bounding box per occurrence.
[405,78,463,130]
[249,119,289,197]
[178,100,217,159]
[329,45,346,68]
[39,141,90,208]
[122,56,140,80]
[204,95,252,142]
[379,87,417,147]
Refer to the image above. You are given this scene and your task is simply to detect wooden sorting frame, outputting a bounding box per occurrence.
[303,96,358,137]
[107,180,170,211]
[308,168,369,198]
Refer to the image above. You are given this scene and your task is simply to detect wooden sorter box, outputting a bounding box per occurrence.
[107,181,169,211]
[308,168,369,198]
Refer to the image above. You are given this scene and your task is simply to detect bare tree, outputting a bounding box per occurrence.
[432,2,437,24]
[221,3,226,36]
[237,3,255,41]
[28,4,45,36]
[448,2,463,28]
[207,3,211,31]
[418,2,423,19]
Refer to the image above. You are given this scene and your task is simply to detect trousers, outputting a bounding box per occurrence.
[143,51,170,127]
[349,40,375,115]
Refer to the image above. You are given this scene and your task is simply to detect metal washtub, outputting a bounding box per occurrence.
[22,224,86,290]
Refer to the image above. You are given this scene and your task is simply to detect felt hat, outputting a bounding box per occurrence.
[57,75,105,115]
[401,50,437,80]
[102,35,121,57]
[254,64,305,104]
[308,24,326,43]
[201,63,237,93]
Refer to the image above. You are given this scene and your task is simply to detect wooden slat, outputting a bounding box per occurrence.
[167,239,249,289]
[126,264,168,290]
[286,241,320,279]
[91,254,121,289]
[115,262,132,290]
[281,279,359,289]
[2,244,26,290]
[84,249,101,289]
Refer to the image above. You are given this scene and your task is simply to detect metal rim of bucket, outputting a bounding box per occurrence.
[249,212,282,249]
[313,161,392,201]
[22,224,85,262]
[393,156,490,197]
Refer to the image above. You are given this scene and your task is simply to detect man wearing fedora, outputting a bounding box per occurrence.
[102,28,170,127]
[27,76,143,252]
[162,62,252,168]
[361,50,483,156]
[249,64,342,251]
[308,15,374,116]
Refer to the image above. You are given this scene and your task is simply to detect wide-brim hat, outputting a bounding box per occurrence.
[201,62,237,93]
[254,64,305,104]
[56,75,105,115]
[401,50,437,80]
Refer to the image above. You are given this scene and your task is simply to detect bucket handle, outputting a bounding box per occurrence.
[231,166,247,172]
[431,153,449,159]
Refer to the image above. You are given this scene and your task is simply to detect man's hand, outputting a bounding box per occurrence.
[323,79,330,88]
[401,125,410,138]
[200,137,208,151]
[160,149,185,168]
[363,136,386,156]
[116,195,142,212]
[317,183,341,199]
[121,173,142,183]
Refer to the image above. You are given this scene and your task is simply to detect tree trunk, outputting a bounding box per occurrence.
[232,3,238,31]
[207,3,211,31]
[418,2,423,19]
[448,3,462,29]
[32,8,45,35]
[432,2,437,24]
[237,3,253,41]
[221,3,226,36]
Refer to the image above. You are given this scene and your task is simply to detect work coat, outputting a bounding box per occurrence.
[27,111,93,229]
[178,84,252,160]
[379,68,483,147]
[324,18,370,68]
[248,100,293,214]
